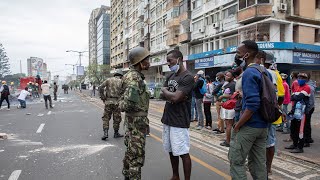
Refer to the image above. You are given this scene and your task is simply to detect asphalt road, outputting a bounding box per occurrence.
[0,91,232,180]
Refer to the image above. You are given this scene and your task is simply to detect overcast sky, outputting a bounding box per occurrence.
[0,0,110,79]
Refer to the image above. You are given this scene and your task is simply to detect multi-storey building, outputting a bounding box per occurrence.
[110,0,125,69]
[187,0,320,85]
[89,8,100,65]
[27,57,44,77]
[97,6,111,65]
[89,6,110,65]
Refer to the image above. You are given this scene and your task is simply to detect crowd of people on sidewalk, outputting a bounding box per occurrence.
[187,40,316,178]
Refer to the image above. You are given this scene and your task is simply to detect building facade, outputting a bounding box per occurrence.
[88,6,111,65]
[110,0,125,69]
[27,57,44,77]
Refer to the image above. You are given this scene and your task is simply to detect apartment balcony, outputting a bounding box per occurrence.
[286,1,320,25]
[166,17,180,28]
[167,37,178,46]
[178,32,191,43]
[238,4,273,23]
[166,0,179,11]
[179,11,191,22]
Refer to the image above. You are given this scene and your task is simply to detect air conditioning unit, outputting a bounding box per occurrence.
[279,3,287,11]
[213,23,219,28]
[199,27,205,33]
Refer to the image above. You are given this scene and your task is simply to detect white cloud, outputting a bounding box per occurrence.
[0,0,110,79]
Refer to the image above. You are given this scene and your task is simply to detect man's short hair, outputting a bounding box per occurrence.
[167,50,183,60]
[242,40,259,57]
[44,80,47,83]
[25,87,28,91]
[54,82,56,85]
[255,50,266,59]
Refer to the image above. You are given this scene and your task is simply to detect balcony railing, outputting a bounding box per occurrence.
[238,4,273,23]
[167,38,178,46]
[166,17,180,28]
[179,11,191,22]
[178,32,191,43]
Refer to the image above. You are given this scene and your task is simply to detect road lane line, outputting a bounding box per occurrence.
[150,134,231,180]
[36,123,45,133]
[47,111,51,115]
[8,170,22,180]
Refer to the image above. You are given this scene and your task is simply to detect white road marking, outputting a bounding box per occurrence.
[37,113,44,117]
[8,170,22,180]
[36,124,45,133]
[301,174,320,180]
[47,111,51,115]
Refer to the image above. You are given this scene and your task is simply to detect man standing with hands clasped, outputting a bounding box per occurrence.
[160,49,195,180]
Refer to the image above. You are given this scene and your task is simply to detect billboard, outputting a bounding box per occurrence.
[77,66,84,76]
[31,58,44,77]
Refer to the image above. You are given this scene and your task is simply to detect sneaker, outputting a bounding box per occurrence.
[305,139,314,144]
[17,105,21,109]
[290,148,304,153]
[220,141,230,147]
[212,128,219,132]
[214,130,225,134]
[7,108,10,111]
[196,126,202,130]
[146,134,150,137]
[285,144,296,149]
[205,126,212,130]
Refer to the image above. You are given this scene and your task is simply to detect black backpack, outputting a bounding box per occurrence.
[1,85,10,96]
[249,66,282,123]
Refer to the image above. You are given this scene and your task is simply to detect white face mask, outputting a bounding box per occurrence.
[169,61,180,73]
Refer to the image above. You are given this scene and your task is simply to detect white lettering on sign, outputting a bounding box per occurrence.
[301,53,320,59]
[258,43,275,49]
[229,47,237,52]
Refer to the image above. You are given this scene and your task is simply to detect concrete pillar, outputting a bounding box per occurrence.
[219,36,224,49]
[270,23,281,42]
[285,23,294,42]
[203,41,207,52]
[213,38,218,50]
[208,40,212,51]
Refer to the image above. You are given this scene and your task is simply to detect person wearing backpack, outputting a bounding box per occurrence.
[229,40,271,180]
[285,72,311,153]
[212,72,225,133]
[0,81,10,110]
[193,70,206,130]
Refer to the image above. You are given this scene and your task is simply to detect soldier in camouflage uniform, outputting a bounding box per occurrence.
[99,69,124,140]
[118,47,150,180]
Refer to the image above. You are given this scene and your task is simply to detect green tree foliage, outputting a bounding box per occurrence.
[86,64,112,85]
[0,43,11,78]
[4,73,26,87]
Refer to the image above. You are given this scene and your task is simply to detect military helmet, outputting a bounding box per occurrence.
[114,69,123,76]
[129,47,150,66]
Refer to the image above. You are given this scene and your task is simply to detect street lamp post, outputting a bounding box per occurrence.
[66,50,88,92]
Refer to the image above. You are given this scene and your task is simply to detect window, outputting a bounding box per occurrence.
[223,36,238,49]
[239,0,270,10]
[192,0,202,9]
[191,44,203,54]
[192,20,202,31]
[172,7,180,18]
[316,0,320,8]
[315,29,320,42]
[222,5,237,19]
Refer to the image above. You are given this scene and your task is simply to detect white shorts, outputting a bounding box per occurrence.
[162,124,190,156]
[220,107,235,120]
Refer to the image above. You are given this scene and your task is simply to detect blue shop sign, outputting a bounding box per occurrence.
[195,57,214,69]
[225,42,320,53]
[293,52,320,65]
[188,49,223,61]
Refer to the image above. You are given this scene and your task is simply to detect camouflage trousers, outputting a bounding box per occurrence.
[102,103,122,131]
[122,115,149,180]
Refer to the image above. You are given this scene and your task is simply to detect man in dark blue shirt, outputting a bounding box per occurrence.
[228,40,268,180]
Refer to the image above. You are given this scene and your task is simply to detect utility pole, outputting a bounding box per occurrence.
[66,50,87,93]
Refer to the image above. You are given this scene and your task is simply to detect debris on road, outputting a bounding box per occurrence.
[0,133,8,140]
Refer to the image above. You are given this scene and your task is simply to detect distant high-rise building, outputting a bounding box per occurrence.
[88,6,111,65]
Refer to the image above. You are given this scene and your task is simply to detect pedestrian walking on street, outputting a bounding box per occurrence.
[160,49,194,180]
[99,69,124,141]
[193,70,205,130]
[53,82,58,101]
[118,47,150,180]
[190,76,198,122]
[0,81,10,110]
[281,73,291,133]
[229,40,269,180]
[41,80,53,109]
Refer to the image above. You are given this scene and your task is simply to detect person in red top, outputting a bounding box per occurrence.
[281,73,291,134]
[285,72,311,153]
[290,71,299,93]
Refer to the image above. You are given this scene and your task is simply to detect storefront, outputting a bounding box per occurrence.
[188,42,320,89]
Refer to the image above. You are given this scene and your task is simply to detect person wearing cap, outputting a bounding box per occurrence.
[281,73,291,134]
[98,69,124,141]
[193,70,205,130]
[285,72,311,153]
[118,47,150,180]
[0,81,10,110]
[160,49,194,180]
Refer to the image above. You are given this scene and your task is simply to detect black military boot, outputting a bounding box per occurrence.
[124,177,130,180]
[114,130,124,138]
[101,129,108,141]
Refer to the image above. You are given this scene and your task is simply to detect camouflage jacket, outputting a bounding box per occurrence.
[118,69,150,113]
[99,77,122,104]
